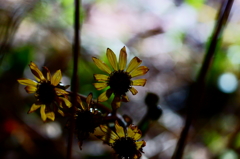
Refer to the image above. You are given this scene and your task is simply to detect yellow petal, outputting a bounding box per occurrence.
[25,85,37,93]
[46,112,55,121]
[129,87,138,95]
[92,57,112,74]
[135,140,146,150]
[28,103,41,113]
[55,88,68,95]
[40,105,47,121]
[119,46,127,70]
[18,78,38,86]
[106,48,118,71]
[60,97,72,108]
[126,57,142,73]
[129,66,149,78]
[100,125,119,140]
[29,62,45,81]
[97,135,116,144]
[111,95,121,109]
[43,66,51,81]
[115,121,125,138]
[94,74,109,81]
[58,109,65,116]
[93,82,108,90]
[51,70,62,86]
[132,79,147,86]
[97,89,112,102]
[121,94,129,102]
[127,125,142,140]
[86,93,93,108]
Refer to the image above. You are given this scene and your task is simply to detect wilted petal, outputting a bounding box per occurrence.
[94,74,109,81]
[25,85,37,93]
[86,93,93,108]
[92,57,112,74]
[97,89,112,102]
[29,62,45,81]
[115,121,125,138]
[51,70,62,86]
[129,66,149,78]
[93,82,108,90]
[121,94,129,102]
[46,112,55,121]
[18,78,37,86]
[107,48,118,71]
[126,57,142,73]
[132,79,147,86]
[111,95,121,109]
[119,46,127,70]
[40,105,47,121]
[43,66,51,81]
[135,140,146,150]
[28,103,41,113]
[129,87,138,95]
[58,109,65,116]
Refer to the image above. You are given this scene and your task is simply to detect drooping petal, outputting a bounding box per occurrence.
[106,48,118,71]
[129,66,149,78]
[58,109,65,116]
[119,46,127,70]
[51,70,62,86]
[93,74,109,81]
[127,125,142,140]
[132,79,147,86]
[40,105,47,121]
[86,93,93,108]
[111,95,121,109]
[115,121,125,138]
[129,87,138,95]
[97,89,113,102]
[60,97,72,108]
[55,88,68,95]
[28,103,41,113]
[46,112,55,121]
[135,140,146,150]
[92,57,112,74]
[126,57,142,73]
[18,78,38,86]
[93,82,108,90]
[29,62,45,81]
[121,94,129,102]
[25,85,37,93]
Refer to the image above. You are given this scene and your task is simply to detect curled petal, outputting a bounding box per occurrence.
[115,121,125,138]
[93,82,108,90]
[25,85,37,93]
[132,79,147,86]
[97,89,112,102]
[92,57,112,74]
[18,78,37,86]
[40,105,47,121]
[129,87,138,95]
[107,48,118,71]
[28,103,41,113]
[58,109,65,116]
[51,70,62,86]
[135,140,146,150]
[46,112,55,121]
[130,66,149,78]
[29,62,45,81]
[94,74,109,81]
[119,46,127,70]
[126,57,142,73]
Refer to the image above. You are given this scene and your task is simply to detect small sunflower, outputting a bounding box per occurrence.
[93,46,149,109]
[74,93,103,149]
[96,121,146,159]
[18,62,71,121]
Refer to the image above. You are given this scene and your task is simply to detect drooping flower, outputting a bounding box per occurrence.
[96,121,146,159]
[18,62,71,121]
[92,47,149,109]
[74,93,103,149]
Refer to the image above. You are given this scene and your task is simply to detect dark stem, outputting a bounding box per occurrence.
[66,0,80,159]
[171,0,234,159]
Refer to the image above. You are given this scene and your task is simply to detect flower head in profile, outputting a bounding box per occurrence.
[96,121,146,159]
[93,46,149,109]
[74,93,103,149]
[18,62,71,121]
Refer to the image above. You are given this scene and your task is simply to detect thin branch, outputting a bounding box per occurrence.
[171,0,234,159]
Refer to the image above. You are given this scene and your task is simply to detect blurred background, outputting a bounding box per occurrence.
[1,0,240,158]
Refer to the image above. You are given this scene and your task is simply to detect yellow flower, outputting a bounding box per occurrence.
[93,46,149,109]
[74,93,103,149]
[18,62,71,121]
[96,121,146,159]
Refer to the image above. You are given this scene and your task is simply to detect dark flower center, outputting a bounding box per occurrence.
[113,137,137,158]
[108,70,132,95]
[37,82,56,104]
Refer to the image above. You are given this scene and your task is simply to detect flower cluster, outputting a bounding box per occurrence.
[18,47,148,158]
